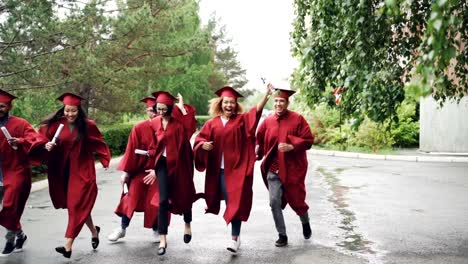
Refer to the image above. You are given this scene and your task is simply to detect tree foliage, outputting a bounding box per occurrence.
[1,0,247,122]
[292,0,466,123]
[206,17,250,96]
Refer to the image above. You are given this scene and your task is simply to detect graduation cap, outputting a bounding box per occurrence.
[152,91,176,105]
[57,92,84,106]
[140,96,157,108]
[214,86,243,99]
[0,89,17,104]
[273,87,296,99]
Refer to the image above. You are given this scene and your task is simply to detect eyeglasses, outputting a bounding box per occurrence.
[156,108,168,113]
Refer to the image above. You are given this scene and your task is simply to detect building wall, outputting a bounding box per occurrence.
[420,96,468,153]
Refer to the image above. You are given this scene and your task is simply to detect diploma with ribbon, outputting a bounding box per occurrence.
[261,77,277,93]
[51,124,65,144]
[135,149,149,156]
[1,126,18,150]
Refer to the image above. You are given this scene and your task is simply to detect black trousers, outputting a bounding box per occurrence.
[155,157,192,235]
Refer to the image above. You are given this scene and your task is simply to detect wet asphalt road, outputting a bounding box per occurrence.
[1,154,467,264]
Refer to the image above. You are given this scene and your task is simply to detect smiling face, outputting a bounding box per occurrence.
[221,96,237,118]
[146,107,157,119]
[0,102,11,118]
[156,103,169,117]
[274,97,289,116]
[64,105,79,123]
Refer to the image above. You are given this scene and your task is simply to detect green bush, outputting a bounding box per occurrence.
[308,103,341,144]
[324,122,354,150]
[196,115,210,129]
[390,101,419,147]
[307,99,419,151]
[354,119,395,152]
[31,163,47,182]
[101,123,134,156]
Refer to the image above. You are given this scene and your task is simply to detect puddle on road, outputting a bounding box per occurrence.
[318,167,377,257]
[352,165,372,169]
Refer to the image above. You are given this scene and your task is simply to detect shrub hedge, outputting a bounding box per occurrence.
[196,115,210,129]
[101,123,134,156]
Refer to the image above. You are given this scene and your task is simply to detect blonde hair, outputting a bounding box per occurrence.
[208,97,244,117]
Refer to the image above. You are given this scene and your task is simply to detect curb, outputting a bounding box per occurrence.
[308,149,468,163]
[31,156,123,194]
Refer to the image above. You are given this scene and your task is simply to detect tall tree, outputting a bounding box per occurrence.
[207,17,250,96]
[0,0,220,121]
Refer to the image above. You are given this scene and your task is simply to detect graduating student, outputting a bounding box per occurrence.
[145,91,198,255]
[256,87,314,247]
[193,85,272,254]
[34,92,111,258]
[0,90,37,256]
[108,96,161,243]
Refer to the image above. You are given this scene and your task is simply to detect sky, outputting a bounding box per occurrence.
[198,0,298,90]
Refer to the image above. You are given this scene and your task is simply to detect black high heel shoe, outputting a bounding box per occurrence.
[158,241,167,256]
[92,226,100,249]
[183,225,192,244]
[183,233,192,244]
[55,246,72,258]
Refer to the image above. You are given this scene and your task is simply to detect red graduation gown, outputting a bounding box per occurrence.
[114,119,159,228]
[37,118,110,238]
[149,105,197,215]
[256,110,314,216]
[0,116,37,231]
[172,104,197,140]
[193,107,261,224]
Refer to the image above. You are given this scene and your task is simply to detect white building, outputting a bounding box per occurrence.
[419,96,468,153]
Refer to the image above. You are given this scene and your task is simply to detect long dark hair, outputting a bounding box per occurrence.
[40,106,88,140]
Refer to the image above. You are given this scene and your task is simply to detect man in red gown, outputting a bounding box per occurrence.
[0,90,38,256]
[108,96,161,242]
[256,87,314,247]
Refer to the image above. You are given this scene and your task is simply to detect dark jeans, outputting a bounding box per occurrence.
[121,215,158,231]
[220,169,241,237]
[155,157,192,235]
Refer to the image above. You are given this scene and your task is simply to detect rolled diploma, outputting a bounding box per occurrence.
[51,124,65,144]
[123,183,129,194]
[1,126,18,150]
[135,149,149,156]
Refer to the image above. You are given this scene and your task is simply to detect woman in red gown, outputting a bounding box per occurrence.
[193,86,272,254]
[35,92,110,258]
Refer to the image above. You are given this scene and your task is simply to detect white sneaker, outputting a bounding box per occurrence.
[152,230,160,243]
[226,238,240,254]
[107,228,126,242]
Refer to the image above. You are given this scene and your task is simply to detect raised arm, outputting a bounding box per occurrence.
[256,83,274,112]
